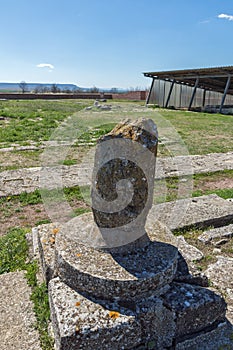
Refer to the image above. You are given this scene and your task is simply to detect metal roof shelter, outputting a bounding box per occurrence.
[144,66,233,113]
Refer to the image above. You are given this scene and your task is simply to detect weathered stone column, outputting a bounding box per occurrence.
[91,118,158,253]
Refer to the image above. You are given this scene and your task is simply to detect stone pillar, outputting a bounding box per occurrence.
[91,118,158,253]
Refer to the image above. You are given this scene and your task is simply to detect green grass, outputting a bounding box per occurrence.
[153,170,233,204]
[192,170,233,199]
[0,99,91,145]
[0,227,29,274]
[0,227,54,349]
[77,122,116,143]
[158,109,233,154]
[1,100,233,157]
[192,188,233,199]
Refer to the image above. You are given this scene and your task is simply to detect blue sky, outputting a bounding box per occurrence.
[1,0,233,89]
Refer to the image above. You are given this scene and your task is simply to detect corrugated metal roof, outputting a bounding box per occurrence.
[143,66,233,95]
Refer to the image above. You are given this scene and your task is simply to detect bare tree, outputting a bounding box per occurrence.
[90,86,99,93]
[51,84,60,93]
[110,87,118,93]
[19,81,27,93]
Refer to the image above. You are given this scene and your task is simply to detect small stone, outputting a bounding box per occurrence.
[214,239,229,246]
[213,248,221,254]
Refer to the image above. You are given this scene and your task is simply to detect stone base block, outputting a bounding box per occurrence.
[34,223,61,282]
[162,282,227,339]
[149,194,233,231]
[54,219,178,300]
[49,277,142,350]
[136,296,176,349]
[175,320,233,350]
[48,277,228,350]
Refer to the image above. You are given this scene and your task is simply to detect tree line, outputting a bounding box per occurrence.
[18,81,101,94]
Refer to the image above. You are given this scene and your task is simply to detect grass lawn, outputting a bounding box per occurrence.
[0,99,91,145]
[0,100,232,171]
[157,108,233,154]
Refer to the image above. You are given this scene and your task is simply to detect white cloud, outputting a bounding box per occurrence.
[199,19,210,24]
[218,13,233,21]
[36,63,54,69]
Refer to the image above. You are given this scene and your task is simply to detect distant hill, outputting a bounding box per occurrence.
[0,82,80,92]
[0,82,132,94]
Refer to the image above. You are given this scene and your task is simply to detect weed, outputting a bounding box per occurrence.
[61,159,77,166]
[18,190,42,205]
[36,219,51,226]
[31,283,53,350]
[74,207,91,216]
[0,227,28,274]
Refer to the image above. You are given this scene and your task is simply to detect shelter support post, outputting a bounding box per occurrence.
[146,77,155,105]
[188,77,199,111]
[202,89,206,108]
[219,76,231,113]
[165,80,175,108]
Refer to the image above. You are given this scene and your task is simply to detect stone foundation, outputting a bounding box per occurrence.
[34,216,232,349]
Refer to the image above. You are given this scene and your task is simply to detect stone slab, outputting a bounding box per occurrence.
[49,277,141,350]
[205,256,233,300]
[0,271,42,350]
[175,320,233,350]
[158,151,233,178]
[198,224,233,244]
[176,236,204,262]
[162,282,227,339]
[55,215,178,300]
[34,223,61,282]
[149,194,233,231]
[1,151,233,196]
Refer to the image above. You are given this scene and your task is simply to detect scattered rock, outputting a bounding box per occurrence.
[214,238,229,246]
[177,236,204,262]
[213,248,222,254]
[198,224,233,244]
[226,198,233,203]
[175,320,233,350]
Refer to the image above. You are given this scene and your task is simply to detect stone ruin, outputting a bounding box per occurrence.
[35,118,232,349]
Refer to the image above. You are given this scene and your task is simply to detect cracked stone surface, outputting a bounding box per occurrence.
[91,118,158,253]
[175,320,233,350]
[34,222,61,282]
[0,271,42,350]
[136,296,176,349]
